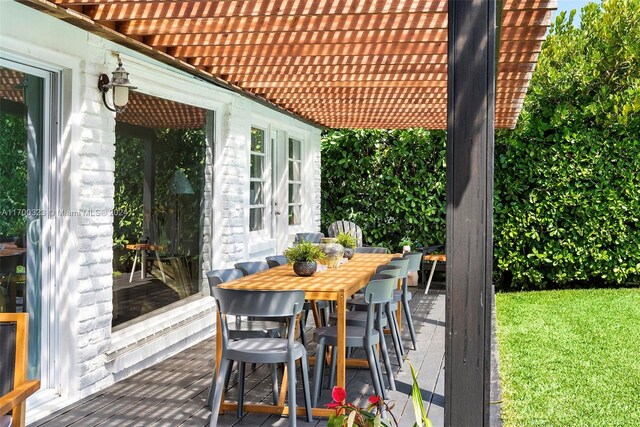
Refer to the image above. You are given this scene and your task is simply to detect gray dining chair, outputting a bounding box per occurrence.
[294,232,324,244]
[355,246,389,254]
[265,255,288,269]
[344,264,405,366]
[209,288,312,427]
[206,269,285,406]
[234,261,269,276]
[312,273,397,406]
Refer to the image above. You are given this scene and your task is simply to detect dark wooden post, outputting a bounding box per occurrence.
[445,0,496,425]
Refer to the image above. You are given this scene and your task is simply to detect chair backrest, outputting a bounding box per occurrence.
[234,261,269,276]
[388,257,410,278]
[0,313,37,427]
[375,264,401,279]
[0,318,17,400]
[294,232,324,244]
[355,246,389,254]
[265,255,288,268]
[327,221,363,247]
[211,288,305,350]
[362,274,397,332]
[206,268,244,293]
[403,252,423,273]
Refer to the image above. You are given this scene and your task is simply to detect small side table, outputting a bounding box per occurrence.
[126,243,166,283]
[423,254,446,295]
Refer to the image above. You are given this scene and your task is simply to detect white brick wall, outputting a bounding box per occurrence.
[73,58,117,393]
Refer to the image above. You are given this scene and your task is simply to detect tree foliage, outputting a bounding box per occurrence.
[321,0,640,289]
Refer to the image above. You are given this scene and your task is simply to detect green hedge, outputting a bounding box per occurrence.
[321,1,640,290]
[321,128,446,253]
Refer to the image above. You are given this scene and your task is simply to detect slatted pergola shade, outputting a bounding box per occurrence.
[20,0,555,129]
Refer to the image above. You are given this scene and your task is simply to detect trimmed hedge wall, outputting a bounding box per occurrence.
[321,1,640,290]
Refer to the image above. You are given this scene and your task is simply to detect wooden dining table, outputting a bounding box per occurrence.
[216,252,397,417]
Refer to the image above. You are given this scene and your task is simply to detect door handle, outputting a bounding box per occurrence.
[275,211,282,216]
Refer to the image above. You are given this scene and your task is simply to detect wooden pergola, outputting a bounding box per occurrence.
[20,0,553,130]
[18,0,555,425]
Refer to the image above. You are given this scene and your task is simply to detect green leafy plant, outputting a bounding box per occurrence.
[336,231,357,249]
[283,240,326,263]
[326,362,432,427]
[399,237,412,247]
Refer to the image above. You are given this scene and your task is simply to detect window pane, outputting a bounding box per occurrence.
[289,160,300,181]
[250,181,264,205]
[289,138,301,159]
[113,92,206,328]
[289,183,300,204]
[251,128,265,153]
[288,205,301,225]
[250,208,264,231]
[250,154,263,178]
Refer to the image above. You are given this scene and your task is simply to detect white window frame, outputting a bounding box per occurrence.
[249,126,270,235]
[287,136,303,227]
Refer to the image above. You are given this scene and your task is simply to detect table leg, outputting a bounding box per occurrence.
[424,260,438,295]
[336,293,347,398]
[141,250,147,279]
[215,310,225,414]
[154,250,166,283]
[129,250,138,283]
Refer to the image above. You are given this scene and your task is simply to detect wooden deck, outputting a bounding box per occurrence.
[33,288,445,427]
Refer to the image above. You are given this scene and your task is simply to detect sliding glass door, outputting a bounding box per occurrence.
[0,58,58,392]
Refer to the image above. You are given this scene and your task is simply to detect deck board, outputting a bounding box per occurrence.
[33,288,445,427]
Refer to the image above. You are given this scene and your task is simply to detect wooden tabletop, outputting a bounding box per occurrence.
[0,243,26,258]
[424,254,446,262]
[125,243,161,251]
[219,253,397,301]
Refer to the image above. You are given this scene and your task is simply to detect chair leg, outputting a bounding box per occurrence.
[402,296,418,350]
[378,327,396,391]
[271,363,279,406]
[385,304,404,367]
[224,361,234,390]
[209,357,230,427]
[364,345,383,399]
[371,344,388,400]
[312,342,326,407]
[300,352,313,422]
[287,355,298,427]
[237,362,246,418]
[299,312,308,347]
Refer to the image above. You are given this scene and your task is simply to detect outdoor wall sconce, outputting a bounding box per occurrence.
[97,61,137,112]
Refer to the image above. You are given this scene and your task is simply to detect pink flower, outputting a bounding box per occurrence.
[368,395,381,404]
[331,386,347,403]
[326,401,342,409]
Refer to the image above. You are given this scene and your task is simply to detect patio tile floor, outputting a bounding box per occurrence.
[33,288,445,427]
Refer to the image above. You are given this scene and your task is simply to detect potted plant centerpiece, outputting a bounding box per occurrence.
[336,231,356,260]
[284,240,326,277]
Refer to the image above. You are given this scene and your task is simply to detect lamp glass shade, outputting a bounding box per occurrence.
[113,85,129,108]
[172,169,195,195]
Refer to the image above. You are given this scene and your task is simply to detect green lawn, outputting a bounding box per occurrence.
[495,288,640,427]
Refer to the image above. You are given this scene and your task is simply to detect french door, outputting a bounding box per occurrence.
[0,58,59,398]
[271,129,289,253]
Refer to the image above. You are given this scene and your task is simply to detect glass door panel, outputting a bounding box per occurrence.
[0,64,47,381]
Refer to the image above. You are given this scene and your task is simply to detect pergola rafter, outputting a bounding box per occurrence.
[16,0,556,130]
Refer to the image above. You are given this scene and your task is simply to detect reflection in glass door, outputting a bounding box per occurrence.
[0,61,56,388]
